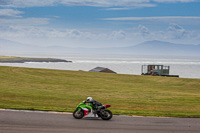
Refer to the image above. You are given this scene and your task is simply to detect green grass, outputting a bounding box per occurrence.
[0,56,66,62]
[0,66,200,117]
[0,56,34,60]
[0,56,21,60]
[0,56,39,62]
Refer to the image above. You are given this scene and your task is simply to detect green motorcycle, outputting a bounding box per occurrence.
[73,101,112,120]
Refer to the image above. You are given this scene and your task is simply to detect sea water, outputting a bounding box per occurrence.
[0,53,200,79]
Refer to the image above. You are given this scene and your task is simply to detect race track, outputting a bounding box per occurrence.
[0,110,199,133]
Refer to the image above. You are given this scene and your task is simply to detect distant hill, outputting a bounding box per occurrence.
[0,38,41,52]
[0,38,200,56]
[40,40,200,56]
[123,40,200,56]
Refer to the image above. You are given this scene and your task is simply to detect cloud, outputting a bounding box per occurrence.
[0,18,51,26]
[0,0,57,8]
[153,0,198,3]
[104,3,156,10]
[0,25,93,40]
[104,7,132,11]
[0,23,200,47]
[110,30,126,39]
[167,23,186,39]
[1,0,197,8]
[60,0,156,8]
[0,0,150,8]
[0,24,130,47]
[138,25,150,36]
[103,16,200,21]
[0,0,198,9]
[0,9,24,18]
[1,0,152,8]
[168,23,185,32]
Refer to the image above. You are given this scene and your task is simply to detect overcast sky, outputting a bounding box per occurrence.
[0,0,200,48]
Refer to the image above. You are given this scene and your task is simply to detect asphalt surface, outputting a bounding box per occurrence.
[0,110,200,133]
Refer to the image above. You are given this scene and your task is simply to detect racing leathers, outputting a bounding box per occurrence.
[85,99,104,112]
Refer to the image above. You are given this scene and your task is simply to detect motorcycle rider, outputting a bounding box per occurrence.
[84,97,104,112]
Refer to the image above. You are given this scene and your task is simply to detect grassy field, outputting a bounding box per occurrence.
[0,56,36,61]
[0,66,200,117]
[0,56,68,62]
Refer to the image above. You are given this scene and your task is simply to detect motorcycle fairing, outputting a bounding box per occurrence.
[81,107,98,117]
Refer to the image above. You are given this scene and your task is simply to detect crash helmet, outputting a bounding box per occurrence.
[87,97,93,101]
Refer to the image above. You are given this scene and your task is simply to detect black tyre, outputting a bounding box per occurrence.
[73,109,84,119]
[100,110,112,120]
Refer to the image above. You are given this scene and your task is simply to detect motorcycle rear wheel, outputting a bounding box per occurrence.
[73,109,84,119]
[100,110,112,120]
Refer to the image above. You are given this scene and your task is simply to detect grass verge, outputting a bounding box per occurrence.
[0,66,200,117]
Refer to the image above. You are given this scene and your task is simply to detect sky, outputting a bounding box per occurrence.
[0,0,200,48]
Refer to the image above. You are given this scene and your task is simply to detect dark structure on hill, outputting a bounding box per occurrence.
[89,67,116,74]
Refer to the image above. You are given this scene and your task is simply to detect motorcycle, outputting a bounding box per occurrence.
[73,101,112,120]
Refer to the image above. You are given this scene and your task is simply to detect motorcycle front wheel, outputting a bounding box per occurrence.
[73,109,84,119]
[100,110,112,120]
